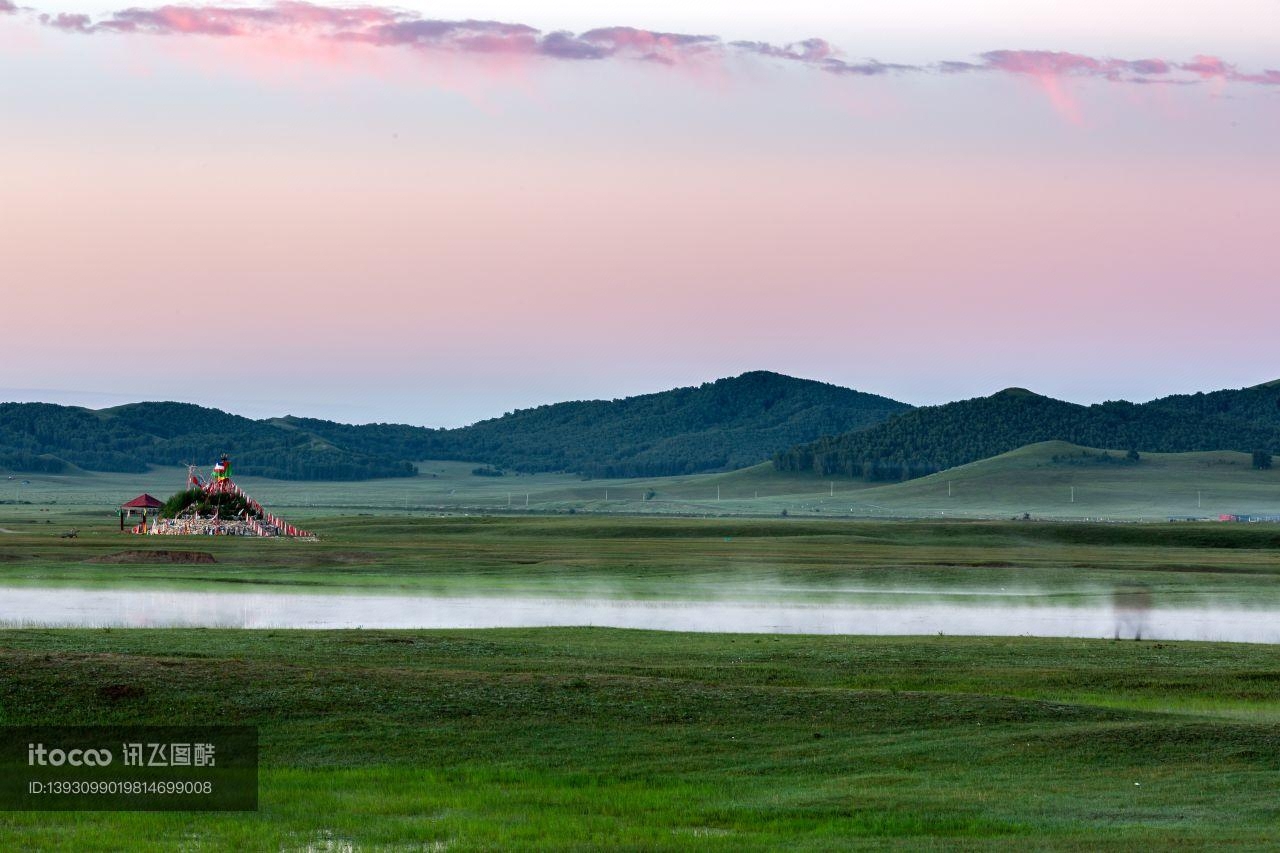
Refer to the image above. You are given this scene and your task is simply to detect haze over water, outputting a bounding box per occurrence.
[3,586,1275,643]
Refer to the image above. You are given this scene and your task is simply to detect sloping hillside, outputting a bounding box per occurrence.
[775,383,1280,480]
[848,441,1280,520]
[0,401,417,481]
[0,372,909,480]
[284,371,911,477]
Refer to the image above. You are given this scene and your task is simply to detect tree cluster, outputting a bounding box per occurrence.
[160,487,261,520]
[0,372,909,482]
[775,386,1280,482]
[0,401,418,481]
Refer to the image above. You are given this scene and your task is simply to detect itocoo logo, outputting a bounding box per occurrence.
[27,743,113,767]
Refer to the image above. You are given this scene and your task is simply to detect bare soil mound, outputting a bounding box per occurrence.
[88,550,217,564]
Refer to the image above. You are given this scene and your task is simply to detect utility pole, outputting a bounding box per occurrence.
[829,482,834,497]
[717,486,721,501]
[948,481,952,497]
[526,493,530,508]
[1198,490,1202,509]
[1071,486,1075,503]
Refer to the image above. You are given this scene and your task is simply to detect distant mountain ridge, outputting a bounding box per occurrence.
[0,400,417,481]
[0,372,910,481]
[774,383,1280,481]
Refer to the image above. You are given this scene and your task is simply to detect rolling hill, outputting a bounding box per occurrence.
[839,440,1280,521]
[0,401,418,481]
[9,372,1279,486]
[774,382,1280,481]
[0,372,909,481]
[288,370,910,478]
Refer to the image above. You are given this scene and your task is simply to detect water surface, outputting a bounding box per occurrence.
[1,586,1275,642]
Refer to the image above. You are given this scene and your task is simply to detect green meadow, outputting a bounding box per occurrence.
[2,450,1280,849]
[4,514,1280,607]
[1,629,1280,850]
[5,441,1279,523]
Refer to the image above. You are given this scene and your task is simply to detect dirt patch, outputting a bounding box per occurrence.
[97,684,146,701]
[141,575,322,587]
[88,550,216,564]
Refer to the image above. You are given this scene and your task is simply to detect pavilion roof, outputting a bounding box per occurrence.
[121,493,164,509]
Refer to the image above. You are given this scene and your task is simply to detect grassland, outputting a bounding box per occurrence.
[1,629,1279,850]
[3,458,1280,849]
[5,442,1279,523]
[852,441,1280,521]
[4,515,1280,608]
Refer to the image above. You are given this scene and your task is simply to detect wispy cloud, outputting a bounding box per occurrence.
[940,49,1280,87]
[44,3,404,35]
[939,50,1176,123]
[972,50,1171,82]
[0,0,19,13]
[23,3,1280,95]
[1180,54,1280,85]
[936,48,1279,122]
[27,2,915,74]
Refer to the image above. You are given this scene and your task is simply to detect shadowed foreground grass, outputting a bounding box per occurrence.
[0,629,1278,849]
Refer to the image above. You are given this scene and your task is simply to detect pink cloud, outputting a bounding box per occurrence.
[581,27,717,54]
[939,49,1242,88]
[27,3,1280,98]
[37,4,728,73]
[59,2,401,36]
[354,19,540,58]
[938,48,1274,122]
[41,12,91,30]
[732,37,916,76]
[979,50,1171,81]
[1181,55,1280,86]
[1181,55,1231,79]
[730,37,832,63]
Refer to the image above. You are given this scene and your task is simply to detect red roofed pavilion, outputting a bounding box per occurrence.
[120,494,164,530]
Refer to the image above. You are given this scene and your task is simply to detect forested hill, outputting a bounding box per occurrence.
[279,371,911,478]
[0,401,420,481]
[0,372,910,481]
[774,383,1280,481]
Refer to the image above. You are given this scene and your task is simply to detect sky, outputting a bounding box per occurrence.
[2,0,1278,426]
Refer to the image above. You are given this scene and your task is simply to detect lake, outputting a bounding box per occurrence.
[1,586,1276,642]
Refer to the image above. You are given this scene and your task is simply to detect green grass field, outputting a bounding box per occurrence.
[853,441,1280,521]
[5,441,1279,523]
[1,629,1279,850]
[4,457,1280,849]
[4,515,1280,607]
